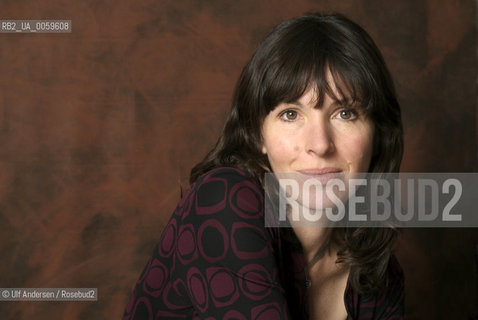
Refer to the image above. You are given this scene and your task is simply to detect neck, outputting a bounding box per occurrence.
[292,226,331,265]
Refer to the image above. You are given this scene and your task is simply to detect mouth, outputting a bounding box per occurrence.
[297,168,343,183]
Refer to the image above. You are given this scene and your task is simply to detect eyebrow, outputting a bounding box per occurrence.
[329,99,363,109]
[286,99,357,109]
[281,95,362,111]
[331,100,354,107]
[289,101,305,107]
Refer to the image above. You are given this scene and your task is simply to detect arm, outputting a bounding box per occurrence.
[181,167,290,319]
[123,167,291,319]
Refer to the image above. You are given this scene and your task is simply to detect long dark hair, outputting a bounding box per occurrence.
[190,13,403,294]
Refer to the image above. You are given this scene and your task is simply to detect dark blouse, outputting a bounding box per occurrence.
[123,167,404,319]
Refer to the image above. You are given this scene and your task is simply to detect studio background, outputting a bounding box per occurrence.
[0,0,476,319]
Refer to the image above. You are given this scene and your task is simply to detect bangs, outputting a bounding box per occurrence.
[263,55,374,114]
[260,22,377,115]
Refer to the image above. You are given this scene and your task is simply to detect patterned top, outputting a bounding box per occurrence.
[123,167,404,319]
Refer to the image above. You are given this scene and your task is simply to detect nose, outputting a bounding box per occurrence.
[304,118,335,156]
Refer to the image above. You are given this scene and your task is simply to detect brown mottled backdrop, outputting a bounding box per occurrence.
[0,0,476,319]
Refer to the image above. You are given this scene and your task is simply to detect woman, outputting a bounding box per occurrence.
[124,12,404,319]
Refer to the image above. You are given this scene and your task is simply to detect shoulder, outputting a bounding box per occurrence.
[379,254,405,317]
[194,166,259,186]
[368,255,405,318]
[177,167,265,222]
[192,167,263,209]
[175,167,275,267]
[387,254,404,287]
[346,254,405,319]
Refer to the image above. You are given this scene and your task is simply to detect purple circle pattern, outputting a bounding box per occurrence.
[161,279,189,311]
[195,176,227,215]
[187,267,209,313]
[238,264,273,301]
[158,218,177,258]
[131,297,153,320]
[251,302,283,320]
[229,181,263,219]
[206,267,239,307]
[198,219,229,263]
[231,222,268,260]
[223,310,248,320]
[142,259,168,298]
[177,224,198,265]
[123,168,290,319]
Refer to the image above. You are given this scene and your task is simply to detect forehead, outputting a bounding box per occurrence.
[293,74,358,108]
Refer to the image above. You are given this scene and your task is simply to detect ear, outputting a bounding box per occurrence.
[261,145,267,154]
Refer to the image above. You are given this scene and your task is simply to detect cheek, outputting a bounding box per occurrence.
[264,137,297,168]
[341,128,374,169]
[266,138,286,161]
[261,116,302,172]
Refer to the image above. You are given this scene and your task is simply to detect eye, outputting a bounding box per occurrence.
[337,109,357,120]
[280,110,299,121]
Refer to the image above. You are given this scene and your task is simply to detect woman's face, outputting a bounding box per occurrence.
[261,78,374,178]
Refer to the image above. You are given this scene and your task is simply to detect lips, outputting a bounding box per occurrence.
[297,168,343,184]
[298,168,342,175]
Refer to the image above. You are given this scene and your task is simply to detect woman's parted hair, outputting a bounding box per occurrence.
[190,13,403,295]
